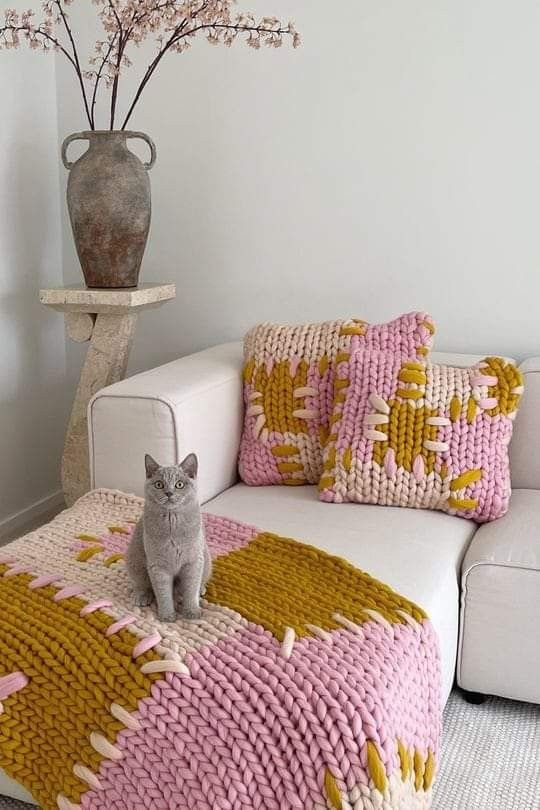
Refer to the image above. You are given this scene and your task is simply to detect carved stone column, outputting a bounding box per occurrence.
[40,283,176,506]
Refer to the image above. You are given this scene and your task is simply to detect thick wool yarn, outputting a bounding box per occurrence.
[239,313,435,487]
[319,351,524,522]
[0,489,440,810]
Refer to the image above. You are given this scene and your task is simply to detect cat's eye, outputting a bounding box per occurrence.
[175,481,185,489]
[154,480,164,489]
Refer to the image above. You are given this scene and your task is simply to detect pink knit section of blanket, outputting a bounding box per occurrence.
[80,621,440,810]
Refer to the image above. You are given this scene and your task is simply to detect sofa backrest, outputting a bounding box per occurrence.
[509,358,540,490]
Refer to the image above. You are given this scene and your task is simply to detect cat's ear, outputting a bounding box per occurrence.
[180,453,198,480]
[145,454,160,479]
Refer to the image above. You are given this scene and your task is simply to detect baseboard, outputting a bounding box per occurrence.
[0,490,65,542]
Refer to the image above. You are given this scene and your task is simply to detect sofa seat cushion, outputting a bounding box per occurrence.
[458,488,540,703]
[204,484,477,703]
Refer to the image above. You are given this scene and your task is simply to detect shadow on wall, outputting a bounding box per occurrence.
[0,118,69,523]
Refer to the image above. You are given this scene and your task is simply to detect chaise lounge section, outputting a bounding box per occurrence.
[88,342,540,706]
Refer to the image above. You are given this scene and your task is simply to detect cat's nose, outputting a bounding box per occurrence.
[165,490,173,498]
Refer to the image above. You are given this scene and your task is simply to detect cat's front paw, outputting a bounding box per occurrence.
[183,606,202,621]
[158,610,177,623]
[133,590,153,608]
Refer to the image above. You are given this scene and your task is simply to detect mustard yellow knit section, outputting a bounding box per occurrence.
[242,357,256,384]
[76,544,104,561]
[450,469,482,491]
[0,564,162,810]
[449,396,461,423]
[206,533,426,641]
[398,739,412,781]
[251,359,310,434]
[396,740,436,791]
[466,398,477,424]
[481,357,524,416]
[322,741,434,804]
[339,319,367,337]
[424,750,436,790]
[372,403,439,473]
[324,768,343,809]
[271,445,298,457]
[366,740,388,792]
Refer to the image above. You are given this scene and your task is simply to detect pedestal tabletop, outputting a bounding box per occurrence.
[41,282,176,506]
[39,282,176,313]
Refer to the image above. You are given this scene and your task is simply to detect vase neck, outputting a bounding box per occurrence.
[84,130,127,140]
[82,131,129,155]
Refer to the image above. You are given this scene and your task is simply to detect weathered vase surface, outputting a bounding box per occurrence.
[62,131,156,288]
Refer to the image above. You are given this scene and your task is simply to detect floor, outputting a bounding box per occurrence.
[0,689,538,809]
[0,506,63,546]
[434,690,540,809]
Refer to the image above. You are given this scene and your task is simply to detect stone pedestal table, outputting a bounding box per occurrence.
[40,283,176,506]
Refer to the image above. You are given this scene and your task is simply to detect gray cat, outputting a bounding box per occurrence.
[126,453,211,622]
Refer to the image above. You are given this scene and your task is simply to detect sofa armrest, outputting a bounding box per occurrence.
[457,489,540,702]
[88,341,244,503]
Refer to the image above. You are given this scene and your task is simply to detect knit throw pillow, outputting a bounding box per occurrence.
[238,312,435,486]
[318,351,524,522]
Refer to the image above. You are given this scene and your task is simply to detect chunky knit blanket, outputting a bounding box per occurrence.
[0,490,440,810]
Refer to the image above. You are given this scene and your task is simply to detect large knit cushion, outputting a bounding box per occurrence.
[318,351,524,522]
[238,312,435,486]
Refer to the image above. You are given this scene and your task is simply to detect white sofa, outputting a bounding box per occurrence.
[2,343,539,807]
[88,342,540,706]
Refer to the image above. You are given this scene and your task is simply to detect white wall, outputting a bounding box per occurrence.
[11,0,538,528]
[56,0,540,375]
[0,17,68,529]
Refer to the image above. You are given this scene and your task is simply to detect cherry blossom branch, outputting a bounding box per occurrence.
[1,7,94,128]
[89,33,118,129]
[130,0,178,28]
[1,1,300,131]
[118,0,213,129]
[0,22,92,127]
[121,18,297,130]
[53,0,92,127]
[107,0,124,128]
[120,19,189,129]
[107,0,122,32]
[0,25,75,65]
[109,40,123,129]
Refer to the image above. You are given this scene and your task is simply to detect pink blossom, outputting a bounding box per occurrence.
[0,0,300,129]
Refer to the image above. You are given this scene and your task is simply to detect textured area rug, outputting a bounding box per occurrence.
[0,690,538,809]
[433,691,540,809]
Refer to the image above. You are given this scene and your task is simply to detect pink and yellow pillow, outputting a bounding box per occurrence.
[238,312,435,486]
[318,351,524,522]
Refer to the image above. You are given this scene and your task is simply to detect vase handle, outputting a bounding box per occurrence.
[61,132,89,170]
[127,132,157,170]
